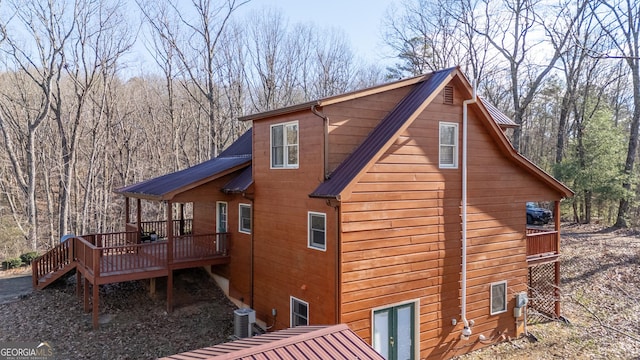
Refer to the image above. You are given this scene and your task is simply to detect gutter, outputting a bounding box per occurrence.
[311,105,330,179]
[461,82,477,339]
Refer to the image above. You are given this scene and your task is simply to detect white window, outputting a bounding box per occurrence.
[308,212,326,251]
[290,297,309,327]
[271,121,299,169]
[490,281,507,315]
[239,204,251,234]
[439,122,458,168]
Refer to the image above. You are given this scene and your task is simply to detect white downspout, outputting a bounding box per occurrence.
[461,82,477,339]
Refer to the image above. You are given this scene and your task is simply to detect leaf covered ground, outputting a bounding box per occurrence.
[0,268,236,359]
[458,224,640,359]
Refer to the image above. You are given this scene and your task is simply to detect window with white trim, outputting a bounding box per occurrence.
[239,204,251,234]
[290,297,308,327]
[439,122,458,168]
[308,212,326,251]
[490,281,507,315]
[271,121,299,168]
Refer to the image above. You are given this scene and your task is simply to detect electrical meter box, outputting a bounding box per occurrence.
[515,292,528,308]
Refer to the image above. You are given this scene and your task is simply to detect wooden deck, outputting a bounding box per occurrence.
[526,228,560,265]
[32,225,230,329]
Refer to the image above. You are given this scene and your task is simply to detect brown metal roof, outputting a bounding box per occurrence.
[310,67,456,199]
[238,74,428,122]
[116,129,252,200]
[481,97,518,128]
[160,325,385,360]
[222,165,253,193]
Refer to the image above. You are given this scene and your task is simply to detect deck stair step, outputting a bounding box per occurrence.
[36,262,77,290]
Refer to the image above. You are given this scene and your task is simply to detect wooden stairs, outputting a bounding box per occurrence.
[32,240,76,290]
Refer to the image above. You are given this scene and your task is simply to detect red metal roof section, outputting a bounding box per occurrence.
[116,129,252,199]
[160,325,385,360]
[310,67,455,199]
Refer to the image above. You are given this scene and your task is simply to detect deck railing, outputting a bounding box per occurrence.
[526,228,559,257]
[81,231,138,248]
[126,219,193,238]
[73,232,227,276]
[174,233,229,261]
[32,239,74,287]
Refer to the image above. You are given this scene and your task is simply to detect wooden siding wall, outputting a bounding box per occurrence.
[339,84,561,359]
[178,173,253,304]
[251,111,337,328]
[325,86,413,172]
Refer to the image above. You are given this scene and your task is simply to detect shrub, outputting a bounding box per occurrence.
[20,251,39,264]
[2,257,23,269]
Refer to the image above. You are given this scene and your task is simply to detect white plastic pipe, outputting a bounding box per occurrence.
[461,82,477,336]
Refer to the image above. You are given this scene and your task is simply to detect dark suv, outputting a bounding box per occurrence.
[526,202,552,225]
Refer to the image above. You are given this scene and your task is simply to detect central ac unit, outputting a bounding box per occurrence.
[234,308,256,338]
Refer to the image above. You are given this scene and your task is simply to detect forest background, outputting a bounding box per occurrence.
[0,0,638,258]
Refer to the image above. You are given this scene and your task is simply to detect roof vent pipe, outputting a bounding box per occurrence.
[461,80,477,339]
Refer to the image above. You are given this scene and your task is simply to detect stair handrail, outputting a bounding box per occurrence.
[32,238,75,287]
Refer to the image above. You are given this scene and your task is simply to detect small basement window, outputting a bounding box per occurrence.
[490,281,507,315]
[290,296,309,327]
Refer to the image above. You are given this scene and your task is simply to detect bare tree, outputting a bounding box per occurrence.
[470,0,588,151]
[592,0,640,228]
[0,0,76,249]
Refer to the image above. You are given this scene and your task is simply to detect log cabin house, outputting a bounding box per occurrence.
[32,67,572,359]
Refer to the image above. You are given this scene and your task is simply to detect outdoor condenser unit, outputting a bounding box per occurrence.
[234,308,256,338]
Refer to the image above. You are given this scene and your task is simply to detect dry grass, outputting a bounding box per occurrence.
[458,224,640,359]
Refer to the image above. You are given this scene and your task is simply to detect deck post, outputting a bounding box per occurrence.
[76,271,82,298]
[167,200,174,313]
[83,277,90,313]
[92,283,99,329]
[167,270,174,313]
[150,278,156,296]
[554,200,561,317]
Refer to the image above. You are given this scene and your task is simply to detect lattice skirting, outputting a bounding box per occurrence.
[528,262,559,321]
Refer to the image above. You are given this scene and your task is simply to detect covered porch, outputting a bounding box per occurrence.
[525,200,563,318]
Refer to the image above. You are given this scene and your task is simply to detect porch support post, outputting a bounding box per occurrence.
[92,283,99,329]
[150,278,156,296]
[125,196,130,225]
[554,200,561,317]
[167,200,174,313]
[137,198,142,233]
[179,203,185,236]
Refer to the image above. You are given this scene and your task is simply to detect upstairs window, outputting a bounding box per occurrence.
[271,121,299,169]
[439,122,458,168]
[308,212,326,251]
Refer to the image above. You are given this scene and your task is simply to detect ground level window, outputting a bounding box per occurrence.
[490,281,507,315]
[290,296,308,327]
